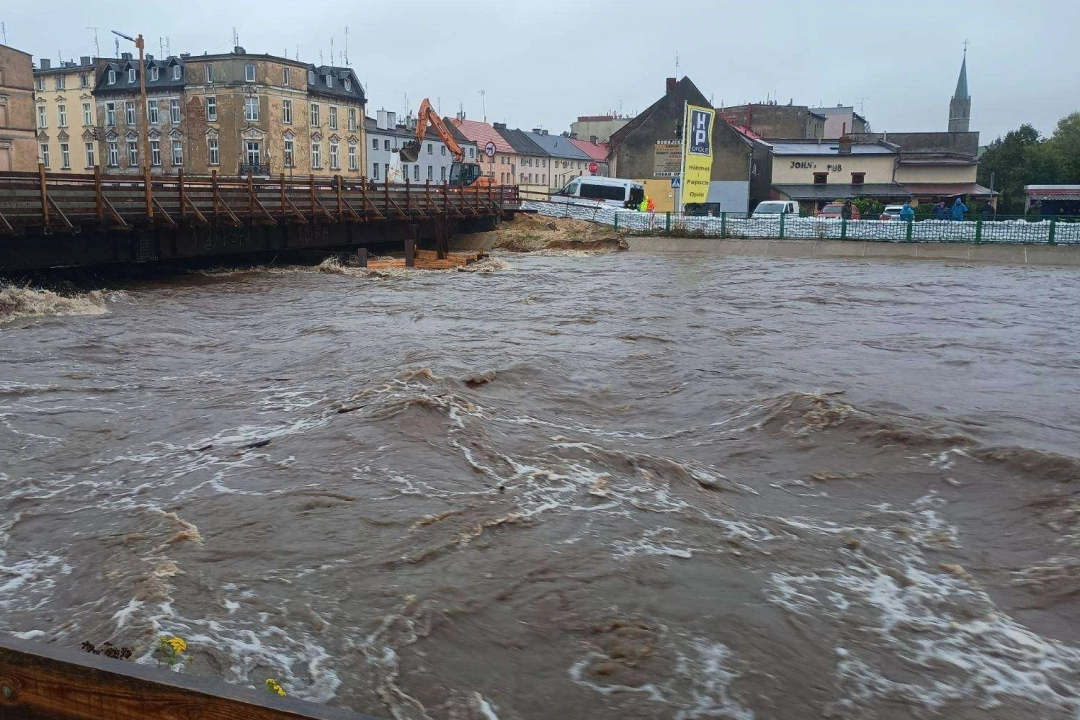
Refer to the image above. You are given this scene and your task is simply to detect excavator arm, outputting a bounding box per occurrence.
[400,99,465,163]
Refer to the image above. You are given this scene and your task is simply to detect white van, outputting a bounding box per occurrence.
[752,200,800,218]
[553,176,645,209]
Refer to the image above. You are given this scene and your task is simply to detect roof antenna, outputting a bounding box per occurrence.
[479,89,486,123]
[1,22,6,45]
[159,36,164,56]
[344,25,349,66]
[330,37,334,67]
[114,36,120,57]
[675,51,680,78]
[165,37,171,56]
[86,26,100,58]
[232,27,239,48]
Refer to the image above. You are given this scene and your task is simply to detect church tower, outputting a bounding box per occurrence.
[948,50,971,133]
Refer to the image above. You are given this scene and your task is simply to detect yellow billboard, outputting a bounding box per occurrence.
[682,104,715,206]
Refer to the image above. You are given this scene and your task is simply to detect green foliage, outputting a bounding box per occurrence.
[852,198,884,219]
[978,113,1080,214]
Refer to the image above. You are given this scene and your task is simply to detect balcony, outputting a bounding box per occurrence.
[238,163,270,177]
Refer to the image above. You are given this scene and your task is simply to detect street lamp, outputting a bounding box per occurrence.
[112,29,153,219]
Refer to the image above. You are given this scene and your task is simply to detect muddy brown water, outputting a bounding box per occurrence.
[2,252,1079,720]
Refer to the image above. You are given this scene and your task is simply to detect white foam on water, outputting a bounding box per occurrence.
[612,527,697,560]
[474,693,501,720]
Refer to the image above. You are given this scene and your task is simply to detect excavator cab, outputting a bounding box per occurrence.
[399,140,422,164]
[449,162,483,187]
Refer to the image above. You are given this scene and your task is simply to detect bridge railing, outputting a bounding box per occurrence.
[0,167,509,233]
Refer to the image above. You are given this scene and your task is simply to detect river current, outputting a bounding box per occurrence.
[2,251,1079,719]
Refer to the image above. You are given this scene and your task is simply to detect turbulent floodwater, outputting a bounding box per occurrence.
[2,252,1080,720]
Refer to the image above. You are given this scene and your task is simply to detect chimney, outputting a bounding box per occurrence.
[665,77,677,95]
[121,52,132,61]
[145,54,154,62]
[39,58,51,70]
[569,132,578,140]
[386,111,397,128]
[180,53,191,59]
[532,127,542,134]
[80,56,91,66]
[542,129,549,136]
[377,110,388,131]
[590,135,598,145]
[493,122,507,130]
[839,134,852,155]
[233,46,246,55]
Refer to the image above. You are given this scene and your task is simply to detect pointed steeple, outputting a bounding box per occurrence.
[948,47,971,133]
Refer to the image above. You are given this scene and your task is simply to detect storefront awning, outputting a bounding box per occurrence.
[773,184,910,201]
[903,183,995,198]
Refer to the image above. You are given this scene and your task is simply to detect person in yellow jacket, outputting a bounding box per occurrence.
[638,196,648,212]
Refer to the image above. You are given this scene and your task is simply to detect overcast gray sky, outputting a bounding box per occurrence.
[4,0,1077,142]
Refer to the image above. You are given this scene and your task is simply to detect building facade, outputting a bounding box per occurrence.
[33,57,105,173]
[94,53,186,176]
[526,130,593,190]
[569,115,632,144]
[0,44,39,171]
[718,103,825,140]
[809,106,870,139]
[451,117,516,185]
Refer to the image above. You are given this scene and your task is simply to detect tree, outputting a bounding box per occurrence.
[1044,112,1080,184]
[977,124,1044,214]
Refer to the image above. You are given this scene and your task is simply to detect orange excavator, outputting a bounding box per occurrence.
[399,99,494,189]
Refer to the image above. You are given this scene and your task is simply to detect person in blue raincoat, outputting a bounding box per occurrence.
[899,202,915,222]
[951,196,968,221]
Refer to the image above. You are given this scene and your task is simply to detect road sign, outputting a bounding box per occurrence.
[588,162,599,175]
[670,176,682,189]
[484,142,496,158]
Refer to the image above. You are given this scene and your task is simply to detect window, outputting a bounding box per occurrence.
[108,141,119,167]
[284,138,294,167]
[283,67,291,86]
[413,164,419,181]
[372,163,379,180]
[311,142,321,168]
[106,102,116,126]
[440,166,446,182]
[37,106,47,128]
[329,106,337,130]
[170,98,180,124]
[383,163,389,179]
[125,101,136,125]
[348,143,357,170]
[325,74,332,88]
[400,164,407,178]
[147,100,159,125]
[372,138,378,150]
[344,78,351,92]
[282,99,292,124]
[329,142,339,169]
[35,76,43,91]
[813,172,828,185]
[310,103,319,127]
[307,69,315,85]
[55,75,65,90]
[172,139,183,166]
[426,165,433,181]
[469,147,474,158]
[173,65,181,81]
[427,143,432,155]
[40,143,49,168]
[208,138,219,165]
[205,65,214,83]
[108,69,116,85]
[347,109,357,133]
[205,96,216,121]
[245,141,260,167]
[128,68,136,83]
[245,64,255,82]
[244,96,259,121]
[383,139,390,151]
[150,66,159,81]
[441,145,446,156]
[127,142,137,167]
[150,139,160,166]
[57,104,67,127]
[851,172,866,185]
[83,102,92,126]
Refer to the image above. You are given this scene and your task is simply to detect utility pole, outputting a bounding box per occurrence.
[1,22,7,45]
[112,30,152,219]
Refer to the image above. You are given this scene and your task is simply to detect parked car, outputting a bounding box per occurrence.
[819,202,861,220]
[880,204,905,220]
[752,200,800,218]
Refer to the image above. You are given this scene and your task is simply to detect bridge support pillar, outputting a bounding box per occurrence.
[405,227,417,268]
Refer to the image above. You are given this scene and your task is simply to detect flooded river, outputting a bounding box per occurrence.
[2,251,1079,719]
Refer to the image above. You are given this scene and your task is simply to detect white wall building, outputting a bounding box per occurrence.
[365,109,478,184]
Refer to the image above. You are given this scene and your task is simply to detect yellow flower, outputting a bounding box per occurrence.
[265,679,286,696]
[166,637,187,654]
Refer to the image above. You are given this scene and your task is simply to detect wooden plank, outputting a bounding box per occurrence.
[46,196,74,230]
[0,635,379,720]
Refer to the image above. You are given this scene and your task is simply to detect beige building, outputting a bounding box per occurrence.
[182,49,365,179]
[570,115,631,144]
[34,56,105,173]
[0,44,38,171]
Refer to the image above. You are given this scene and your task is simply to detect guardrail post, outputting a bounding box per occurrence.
[975,217,982,244]
[280,173,286,218]
[247,172,255,222]
[359,175,368,219]
[721,212,727,239]
[144,167,154,221]
[405,176,411,216]
[905,218,914,243]
[38,163,49,227]
[665,212,671,236]
[211,169,219,223]
[94,165,104,222]
[1049,219,1057,246]
[840,217,847,241]
[178,169,186,222]
[779,211,785,239]
[310,174,317,222]
[336,175,343,219]
[614,212,619,231]
[425,179,432,215]
[384,175,390,217]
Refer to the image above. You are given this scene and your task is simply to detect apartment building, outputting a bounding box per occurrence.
[0,44,36,171]
[93,53,186,175]
[364,109,478,183]
[33,56,107,173]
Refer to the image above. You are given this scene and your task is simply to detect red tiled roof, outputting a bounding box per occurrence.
[450,119,514,154]
[903,183,995,197]
[719,114,761,141]
[568,138,609,161]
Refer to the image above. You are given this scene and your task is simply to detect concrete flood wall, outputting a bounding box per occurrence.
[625,237,1080,267]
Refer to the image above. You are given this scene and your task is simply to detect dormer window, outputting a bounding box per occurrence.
[344,78,351,92]
[172,65,181,80]
[150,66,159,81]
[325,74,332,88]
[245,64,255,82]
[128,68,135,83]
[307,69,315,85]
[108,69,116,85]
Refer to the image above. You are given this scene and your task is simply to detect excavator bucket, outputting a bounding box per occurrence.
[399,141,421,163]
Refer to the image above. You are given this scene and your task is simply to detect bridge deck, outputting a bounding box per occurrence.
[0,168,514,234]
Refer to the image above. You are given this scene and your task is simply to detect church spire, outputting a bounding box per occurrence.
[948,45,971,133]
